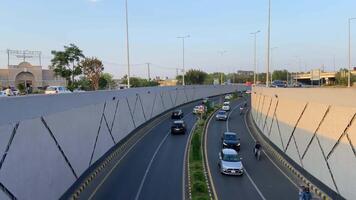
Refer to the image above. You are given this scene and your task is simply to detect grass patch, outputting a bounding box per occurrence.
[189,104,220,200]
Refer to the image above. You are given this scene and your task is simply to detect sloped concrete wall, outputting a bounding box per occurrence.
[0,85,245,200]
[251,87,356,200]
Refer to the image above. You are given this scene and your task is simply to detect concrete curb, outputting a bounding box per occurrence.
[246,109,332,200]
[184,122,197,200]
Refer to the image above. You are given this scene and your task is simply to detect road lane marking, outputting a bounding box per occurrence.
[226,101,267,200]
[134,131,170,200]
[243,108,299,189]
[135,112,193,200]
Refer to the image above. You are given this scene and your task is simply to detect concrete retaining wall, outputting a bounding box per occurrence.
[251,87,356,200]
[0,85,245,200]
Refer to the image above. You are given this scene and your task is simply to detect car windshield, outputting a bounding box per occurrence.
[222,153,239,162]
[224,102,229,106]
[224,134,237,140]
[218,111,226,115]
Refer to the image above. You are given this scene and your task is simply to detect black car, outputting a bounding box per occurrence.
[171,110,184,119]
[271,80,287,88]
[171,120,186,134]
[222,132,241,151]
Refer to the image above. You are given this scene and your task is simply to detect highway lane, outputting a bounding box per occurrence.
[206,97,299,200]
[80,96,223,200]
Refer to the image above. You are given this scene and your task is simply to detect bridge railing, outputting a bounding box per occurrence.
[0,85,245,200]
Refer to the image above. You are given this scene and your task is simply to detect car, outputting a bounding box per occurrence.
[222,102,230,111]
[218,148,244,176]
[0,91,6,97]
[271,80,287,88]
[171,110,184,119]
[224,94,233,100]
[237,91,243,97]
[245,90,252,94]
[222,132,241,151]
[171,120,186,134]
[193,105,206,114]
[215,110,228,121]
[45,86,71,94]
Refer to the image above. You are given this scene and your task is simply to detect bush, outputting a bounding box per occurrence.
[193,181,208,193]
[192,171,205,181]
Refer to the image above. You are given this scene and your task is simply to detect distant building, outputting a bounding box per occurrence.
[0,61,66,90]
[237,70,254,76]
[158,79,178,86]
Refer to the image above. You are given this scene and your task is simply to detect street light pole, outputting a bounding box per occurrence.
[266,0,271,87]
[270,47,278,83]
[125,0,131,88]
[177,35,190,86]
[348,18,356,87]
[146,63,151,81]
[251,31,260,85]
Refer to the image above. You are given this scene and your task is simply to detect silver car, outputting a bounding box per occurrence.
[218,148,244,176]
[215,110,228,121]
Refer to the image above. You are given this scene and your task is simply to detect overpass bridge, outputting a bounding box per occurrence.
[293,70,356,85]
[0,85,352,200]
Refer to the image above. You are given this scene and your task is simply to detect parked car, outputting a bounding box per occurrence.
[171,120,186,134]
[0,91,6,97]
[222,102,230,111]
[171,110,184,119]
[222,132,241,151]
[245,90,252,94]
[271,80,287,88]
[45,86,71,94]
[215,110,228,121]
[218,148,244,176]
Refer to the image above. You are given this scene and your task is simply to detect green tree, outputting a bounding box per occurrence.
[272,70,289,81]
[122,76,159,88]
[50,44,85,90]
[99,73,117,90]
[185,69,208,85]
[81,57,104,90]
[77,77,92,91]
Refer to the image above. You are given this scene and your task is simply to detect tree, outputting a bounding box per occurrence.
[81,57,104,90]
[50,44,85,90]
[99,73,117,90]
[272,70,288,81]
[77,77,92,91]
[185,69,208,85]
[122,76,159,88]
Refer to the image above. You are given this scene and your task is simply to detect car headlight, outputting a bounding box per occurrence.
[236,143,240,146]
[223,142,227,146]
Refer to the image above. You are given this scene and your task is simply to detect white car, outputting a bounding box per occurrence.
[222,102,230,111]
[193,105,206,114]
[45,86,71,94]
[0,91,6,97]
[218,148,244,176]
[225,94,233,100]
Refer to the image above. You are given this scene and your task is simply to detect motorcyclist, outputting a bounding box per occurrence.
[254,141,262,157]
[239,106,244,114]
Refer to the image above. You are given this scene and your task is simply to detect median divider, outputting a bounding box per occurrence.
[187,105,220,200]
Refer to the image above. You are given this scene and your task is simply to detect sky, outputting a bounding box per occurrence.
[0,0,356,79]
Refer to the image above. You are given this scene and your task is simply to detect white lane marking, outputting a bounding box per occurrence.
[134,131,170,200]
[135,112,193,200]
[182,122,198,200]
[243,110,299,189]
[244,170,267,200]
[226,102,267,200]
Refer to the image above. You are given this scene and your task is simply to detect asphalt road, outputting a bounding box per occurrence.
[81,96,224,200]
[206,97,299,200]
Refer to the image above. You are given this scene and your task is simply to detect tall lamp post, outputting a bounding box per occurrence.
[125,0,131,88]
[177,35,190,86]
[218,50,227,84]
[270,46,278,83]
[251,31,260,85]
[266,0,271,87]
[348,17,356,87]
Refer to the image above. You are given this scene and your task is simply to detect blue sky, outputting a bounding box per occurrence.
[0,0,355,78]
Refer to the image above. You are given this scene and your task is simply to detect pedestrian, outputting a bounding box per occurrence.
[299,185,305,200]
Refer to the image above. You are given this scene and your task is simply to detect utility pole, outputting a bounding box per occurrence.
[177,35,190,86]
[146,63,151,81]
[125,0,131,88]
[251,31,260,85]
[266,0,271,87]
[348,17,356,87]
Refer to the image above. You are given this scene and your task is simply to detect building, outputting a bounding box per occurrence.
[0,61,66,90]
[237,70,254,76]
